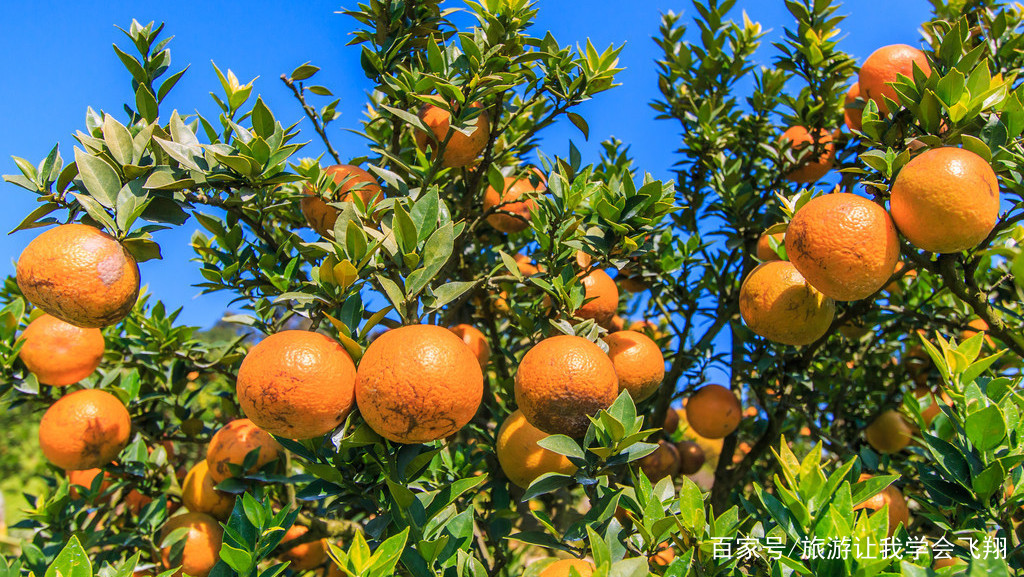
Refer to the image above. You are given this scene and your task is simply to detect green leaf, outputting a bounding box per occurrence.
[965,405,1006,451]
[251,97,275,138]
[405,222,453,296]
[567,112,589,139]
[392,203,418,256]
[218,544,253,575]
[44,536,91,577]
[425,280,476,311]
[291,63,320,81]
[72,193,118,233]
[74,148,121,208]
[368,527,409,575]
[103,115,133,165]
[136,84,159,122]
[536,434,585,460]
[522,472,574,501]
[122,237,163,262]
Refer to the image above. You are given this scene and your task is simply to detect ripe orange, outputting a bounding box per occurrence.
[649,543,676,567]
[781,127,836,183]
[628,320,666,342]
[39,389,131,470]
[182,460,236,520]
[676,440,706,475]
[603,330,665,402]
[638,440,680,481]
[237,330,356,440]
[16,224,140,328]
[449,324,491,370]
[513,253,540,276]
[577,269,619,326]
[865,410,914,453]
[739,261,835,346]
[414,99,490,168]
[685,385,742,439]
[756,231,785,261]
[355,324,483,443]
[206,419,282,483]
[161,512,224,577]
[853,474,910,536]
[515,335,618,437]
[301,165,382,237]
[844,82,863,132]
[859,44,931,114]
[890,147,1000,253]
[279,525,328,571]
[483,175,543,233]
[785,193,900,301]
[18,313,104,386]
[496,409,577,488]
[539,559,595,577]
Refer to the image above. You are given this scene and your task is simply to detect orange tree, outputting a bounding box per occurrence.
[2,0,1024,575]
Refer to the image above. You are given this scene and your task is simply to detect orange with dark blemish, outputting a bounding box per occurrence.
[785,193,899,301]
[16,224,139,328]
[355,324,483,444]
[514,335,618,437]
[237,330,356,440]
[39,388,131,470]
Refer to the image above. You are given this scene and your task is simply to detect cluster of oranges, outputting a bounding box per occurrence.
[741,43,1000,348]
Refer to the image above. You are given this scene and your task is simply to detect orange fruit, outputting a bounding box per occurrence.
[539,559,595,577]
[515,335,618,437]
[638,440,680,481]
[236,330,356,440]
[603,330,665,402]
[781,127,836,183]
[483,175,542,233]
[577,269,619,326]
[756,231,785,261]
[39,389,131,470]
[496,409,577,488]
[608,315,627,332]
[859,44,931,114]
[182,460,236,520]
[650,543,675,567]
[205,419,282,483]
[68,468,111,499]
[844,82,863,132]
[514,253,540,276]
[126,489,153,516]
[449,324,491,370]
[18,313,104,386]
[685,385,741,439]
[890,147,999,253]
[161,512,223,577]
[739,261,835,346]
[16,224,140,328]
[301,165,382,237]
[786,193,900,301]
[676,440,706,475]
[414,99,490,168]
[628,320,666,341]
[853,474,910,536]
[279,525,328,571]
[865,410,914,453]
[355,324,483,443]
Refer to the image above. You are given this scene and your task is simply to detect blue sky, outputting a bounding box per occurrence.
[0,0,932,329]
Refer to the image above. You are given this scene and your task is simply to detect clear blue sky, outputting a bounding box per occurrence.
[0,0,931,329]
